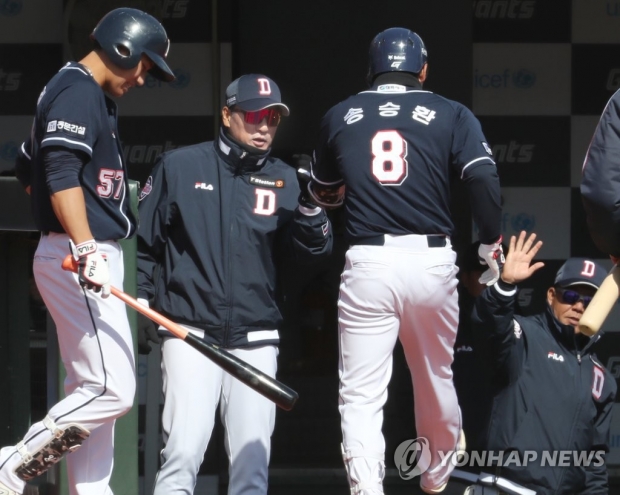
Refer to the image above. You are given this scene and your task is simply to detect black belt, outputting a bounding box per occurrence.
[350,235,447,248]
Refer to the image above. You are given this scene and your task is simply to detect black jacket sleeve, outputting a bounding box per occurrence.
[136,156,171,301]
[471,280,525,382]
[581,89,620,257]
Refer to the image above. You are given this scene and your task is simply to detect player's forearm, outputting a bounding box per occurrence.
[50,187,94,243]
[463,163,502,244]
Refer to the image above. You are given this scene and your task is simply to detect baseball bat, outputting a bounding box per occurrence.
[61,255,299,411]
[578,264,620,336]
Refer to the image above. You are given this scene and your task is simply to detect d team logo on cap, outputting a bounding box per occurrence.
[554,258,607,290]
[225,74,290,116]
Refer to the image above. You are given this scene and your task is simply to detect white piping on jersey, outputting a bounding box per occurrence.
[359,88,432,94]
[460,156,496,179]
[21,142,31,160]
[60,65,91,77]
[41,136,93,154]
[247,330,280,342]
[309,168,343,187]
[116,152,133,239]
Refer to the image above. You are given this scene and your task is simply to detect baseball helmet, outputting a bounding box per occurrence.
[367,27,427,84]
[90,8,175,82]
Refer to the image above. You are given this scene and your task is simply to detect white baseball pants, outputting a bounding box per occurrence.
[338,234,462,494]
[0,233,135,495]
[153,336,277,495]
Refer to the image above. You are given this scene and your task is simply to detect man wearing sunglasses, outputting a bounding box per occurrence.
[471,231,616,495]
[136,74,333,495]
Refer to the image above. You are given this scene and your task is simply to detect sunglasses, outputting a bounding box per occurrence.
[555,287,593,308]
[234,108,281,126]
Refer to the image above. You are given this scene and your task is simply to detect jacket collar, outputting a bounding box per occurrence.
[216,128,270,173]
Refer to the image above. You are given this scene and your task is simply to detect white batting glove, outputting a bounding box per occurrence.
[478,236,505,286]
[70,240,111,298]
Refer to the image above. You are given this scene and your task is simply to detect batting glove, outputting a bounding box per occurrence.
[70,240,111,298]
[478,236,505,286]
[293,154,321,211]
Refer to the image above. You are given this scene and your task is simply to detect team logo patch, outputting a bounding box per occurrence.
[482,141,493,155]
[322,221,330,237]
[250,176,284,188]
[47,120,86,137]
[139,176,153,201]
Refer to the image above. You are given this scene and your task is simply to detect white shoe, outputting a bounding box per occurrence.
[0,481,21,495]
[420,430,466,494]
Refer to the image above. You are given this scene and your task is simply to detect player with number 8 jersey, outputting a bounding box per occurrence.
[309,28,502,494]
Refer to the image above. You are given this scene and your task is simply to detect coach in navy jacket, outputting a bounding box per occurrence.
[136,86,332,350]
[472,232,616,495]
[136,74,332,495]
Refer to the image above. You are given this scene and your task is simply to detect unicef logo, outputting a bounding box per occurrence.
[0,0,23,16]
[394,437,432,480]
[512,69,536,89]
[511,213,535,232]
[170,69,190,90]
[0,140,19,161]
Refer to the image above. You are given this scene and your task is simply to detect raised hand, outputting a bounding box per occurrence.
[500,231,545,285]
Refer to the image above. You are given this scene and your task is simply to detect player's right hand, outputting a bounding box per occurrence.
[70,240,111,298]
[293,153,319,209]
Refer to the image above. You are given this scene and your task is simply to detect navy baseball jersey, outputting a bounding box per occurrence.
[312,83,497,241]
[16,62,136,240]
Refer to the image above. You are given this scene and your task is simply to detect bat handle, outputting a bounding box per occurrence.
[62,254,78,273]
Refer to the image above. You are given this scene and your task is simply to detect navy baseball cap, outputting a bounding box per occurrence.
[554,258,607,290]
[225,74,290,116]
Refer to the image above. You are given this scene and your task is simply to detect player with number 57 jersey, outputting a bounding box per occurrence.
[310,28,502,495]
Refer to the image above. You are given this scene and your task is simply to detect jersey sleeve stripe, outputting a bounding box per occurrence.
[460,156,496,179]
[41,137,93,154]
[310,170,344,187]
